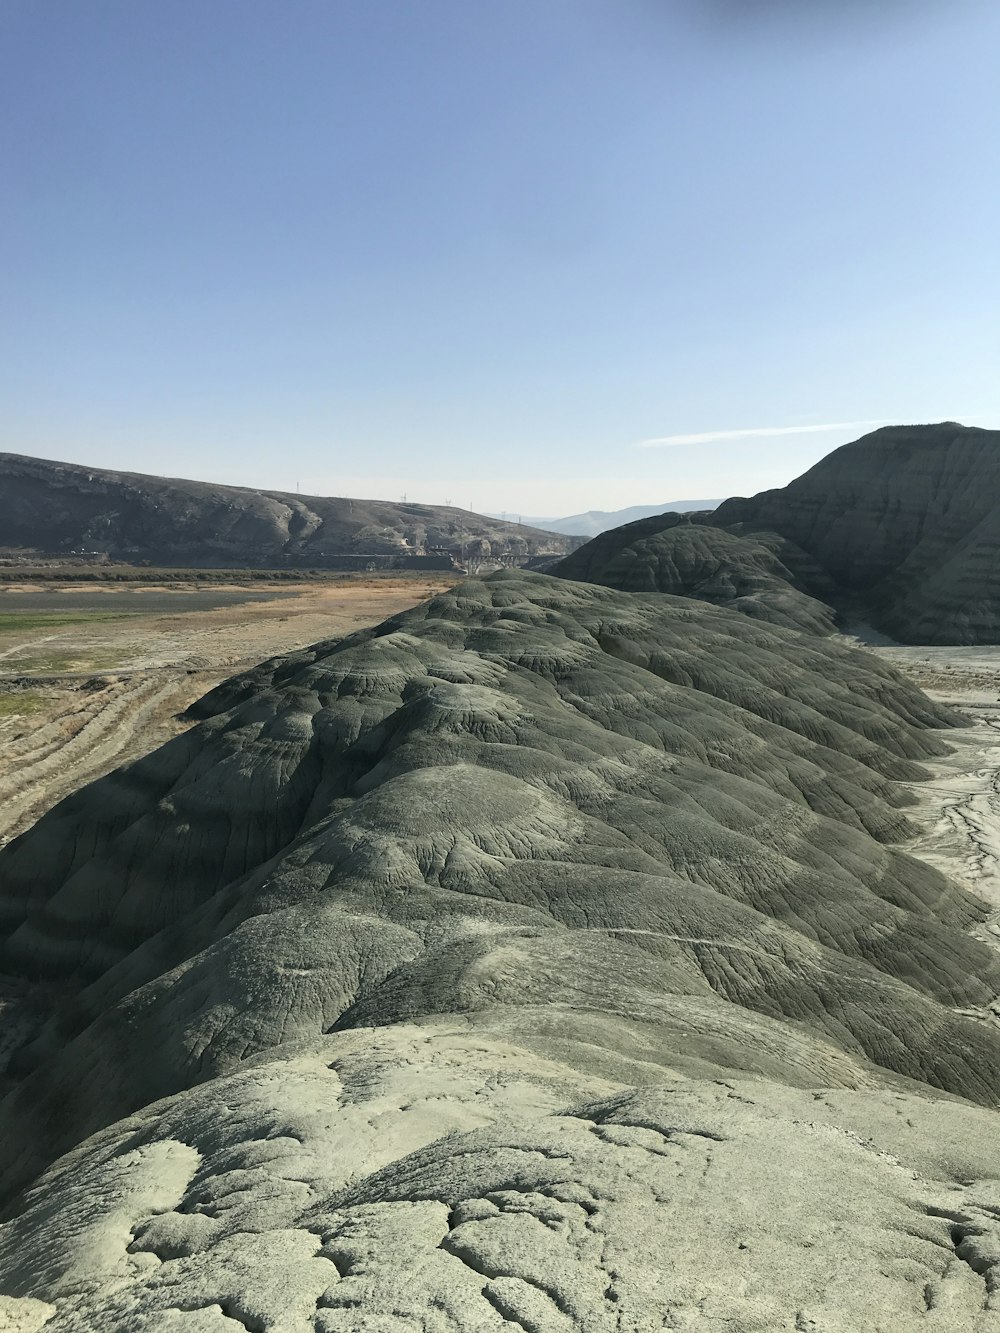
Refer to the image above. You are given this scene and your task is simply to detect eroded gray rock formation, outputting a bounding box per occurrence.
[6,1028,1000,1332]
[558,423,1000,646]
[555,512,838,634]
[1,570,999,1328]
[714,421,1000,643]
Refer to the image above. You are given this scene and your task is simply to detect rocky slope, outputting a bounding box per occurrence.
[713,421,1000,643]
[0,453,570,567]
[555,511,839,634]
[2,570,1000,1328]
[556,422,1000,645]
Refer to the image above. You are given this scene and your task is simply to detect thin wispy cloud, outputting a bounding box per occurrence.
[637,419,892,448]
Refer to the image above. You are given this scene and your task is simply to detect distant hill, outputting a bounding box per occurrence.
[0,452,574,568]
[713,422,1000,643]
[500,499,721,538]
[556,422,1000,644]
[554,510,838,635]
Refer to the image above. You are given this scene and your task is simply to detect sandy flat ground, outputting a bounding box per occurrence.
[0,574,455,845]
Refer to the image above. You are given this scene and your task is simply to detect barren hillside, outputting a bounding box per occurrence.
[558,422,1000,645]
[714,422,1000,642]
[3,570,1000,1328]
[0,453,573,568]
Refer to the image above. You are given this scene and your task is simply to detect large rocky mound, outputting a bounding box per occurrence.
[556,423,1000,645]
[2,570,1000,1328]
[555,511,838,634]
[0,452,571,567]
[713,422,1000,643]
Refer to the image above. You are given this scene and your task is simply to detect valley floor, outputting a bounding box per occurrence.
[0,573,455,846]
[863,644,1000,900]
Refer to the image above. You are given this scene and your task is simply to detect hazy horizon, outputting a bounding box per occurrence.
[4,1,998,512]
[2,418,984,521]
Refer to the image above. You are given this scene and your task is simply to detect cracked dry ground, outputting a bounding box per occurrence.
[6,572,1000,1329]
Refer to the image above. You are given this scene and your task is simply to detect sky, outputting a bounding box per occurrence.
[2,0,998,516]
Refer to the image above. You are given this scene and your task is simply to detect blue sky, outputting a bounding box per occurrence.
[3,0,998,514]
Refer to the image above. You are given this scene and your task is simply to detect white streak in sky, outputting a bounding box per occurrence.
[636,418,893,448]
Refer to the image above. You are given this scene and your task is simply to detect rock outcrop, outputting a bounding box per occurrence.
[712,422,1000,643]
[0,452,571,567]
[1,569,999,1327]
[555,512,838,634]
[556,423,1000,645]
[6,1030,1000,1332]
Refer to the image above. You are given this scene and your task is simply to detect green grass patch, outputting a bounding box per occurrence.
[2,649,126,675]
[0,692,47,716]
[0,611,140,633]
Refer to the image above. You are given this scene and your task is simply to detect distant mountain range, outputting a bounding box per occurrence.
[0,453,575,568]
[490,499,722,538]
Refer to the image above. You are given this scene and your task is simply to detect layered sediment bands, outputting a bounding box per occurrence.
[2,570,1000,1327]
[554,512,838,633]
[559,423,1000,645]
[714,421,1000,643]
